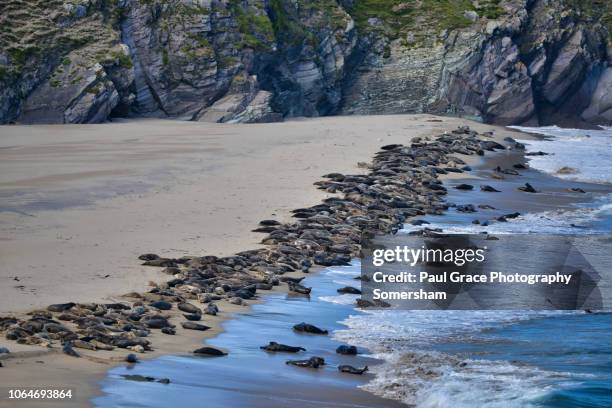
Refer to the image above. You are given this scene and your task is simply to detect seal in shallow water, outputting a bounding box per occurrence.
[288,281,311,294]
[126,353,138,363]
[260,342,305,353]
[193,347,227,356]
[286,356,325,368]
[336,286,361,294]
[336,345,358,355]
[293,322,328,335]
[338,365,368,375]
[480,185,500,192]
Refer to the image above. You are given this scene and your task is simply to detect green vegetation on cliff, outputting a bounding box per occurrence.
[570,0,612,39]
[268,0,350,47]
[0,0,121,77]
[347,0,504,40]
[228,1,275,50]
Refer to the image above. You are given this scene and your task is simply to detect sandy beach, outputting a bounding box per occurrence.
[0,115,527,406]
[0,114,524,313]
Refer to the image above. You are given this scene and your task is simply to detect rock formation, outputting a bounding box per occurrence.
[0,0,610,126]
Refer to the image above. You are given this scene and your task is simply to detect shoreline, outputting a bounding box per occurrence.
[0,115,532,407]
[91,125,612,407]
[344,158,612,406]
[93,261,406,408]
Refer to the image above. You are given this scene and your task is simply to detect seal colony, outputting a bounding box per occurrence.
[0,125,520,370]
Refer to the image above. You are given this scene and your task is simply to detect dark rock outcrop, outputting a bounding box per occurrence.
[341,0,611,127]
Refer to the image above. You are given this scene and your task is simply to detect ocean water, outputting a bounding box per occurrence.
[510,125,612,184]
[324,126,612,407]
[329,218,612,406]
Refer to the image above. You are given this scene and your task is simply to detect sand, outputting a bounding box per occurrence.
[0,297,253,407]
[0,114,526,407]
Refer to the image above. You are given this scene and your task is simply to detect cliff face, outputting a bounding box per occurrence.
[0,0,610,126]
[341,0,611,126]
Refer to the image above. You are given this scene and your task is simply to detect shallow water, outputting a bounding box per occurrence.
[510,125,612,185]
[93,264,403,408]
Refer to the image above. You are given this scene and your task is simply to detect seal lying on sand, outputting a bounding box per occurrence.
[62,342,79,357]
[260,341,305,353]
[293,322,328,335]
[279,276,305,284]
[338,365,368,375]
[182,322,210,331]
[177,302,201,314]
[286,356,325,368]
[2,126,520,361]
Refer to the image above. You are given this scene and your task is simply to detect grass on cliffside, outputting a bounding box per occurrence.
[347,0,504,40]
[228,0,275,50]
[571,0,612,40]
[266,0,352,49]
[0,0,123,80]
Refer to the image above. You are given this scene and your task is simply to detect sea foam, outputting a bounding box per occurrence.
[510,125,612,184]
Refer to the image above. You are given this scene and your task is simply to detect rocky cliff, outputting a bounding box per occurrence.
[0,0,610,126]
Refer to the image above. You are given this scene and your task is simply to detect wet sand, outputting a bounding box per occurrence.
[438,147,612,225]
